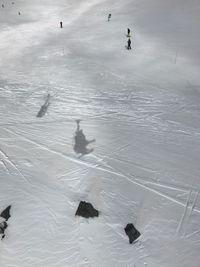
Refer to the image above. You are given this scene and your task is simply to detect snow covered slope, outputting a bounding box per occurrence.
[0,0,200,266]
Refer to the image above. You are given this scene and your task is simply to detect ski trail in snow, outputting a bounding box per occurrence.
[1,168,59,225]
[1,159,10,173]
[177,190,192,235]
[0,165,59,224]
[5,126,200,214]
[0,112,152,127]
[0,147,29,183]
[186,229,200,238]
[0,145,63,224]
[177,189,199,236]
[95,151,195,192]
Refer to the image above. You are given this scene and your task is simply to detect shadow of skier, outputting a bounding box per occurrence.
[73,120,95,156]
[37,94,50,118]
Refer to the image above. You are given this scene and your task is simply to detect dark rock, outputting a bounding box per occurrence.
[124,223,141,244]
[3,221,7,230]
[0,205,11,221]
[0,221,7,234]
[0,227,3,234]
[75,201,99,218]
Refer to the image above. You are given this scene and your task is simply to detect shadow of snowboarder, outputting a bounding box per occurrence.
[73,120,95,156]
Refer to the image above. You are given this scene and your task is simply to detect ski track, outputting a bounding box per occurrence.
[95,151,196,191]
[177,189,200,236]
[0,146,64,224]
[4,126,200,215]
[0,163,59,224]
[0,147,29,183]
[1,159,10,174]
[94,151,198,199]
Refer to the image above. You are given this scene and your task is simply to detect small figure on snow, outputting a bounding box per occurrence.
[60,21,63,28]
[108,13,111,21]
[127,38,131,50]
[18,11,21,15]
[127,28,131,37]
[2,4,4,8]
[73,120,95,156]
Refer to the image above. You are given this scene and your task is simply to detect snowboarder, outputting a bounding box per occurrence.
[108,14,111,21]
[60,21,63,28]
[127,28,131,37]
[127,38,131,50]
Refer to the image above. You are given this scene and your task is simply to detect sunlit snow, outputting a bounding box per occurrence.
[0,0,200,266]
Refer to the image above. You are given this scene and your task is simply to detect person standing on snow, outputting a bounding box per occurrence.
[127,28,131,37]
[127,38,131,50]
[108,14,111,21]
[60,21,63,28]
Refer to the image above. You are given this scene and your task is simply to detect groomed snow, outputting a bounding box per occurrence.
[0,0,200,266]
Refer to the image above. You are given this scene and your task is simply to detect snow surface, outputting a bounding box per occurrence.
[0,0,200,266]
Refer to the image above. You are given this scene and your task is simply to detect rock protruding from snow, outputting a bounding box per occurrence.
[75,201,99,218]
[0,221,7,238]
[0,205,11,221]
[0,205,11,240]
[124,223,141,244]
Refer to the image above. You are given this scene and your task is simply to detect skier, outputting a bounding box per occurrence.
[18,11,21,15]
[108,14,111,21]
[2,4,4,8]
[60,21,63,28]
[127,38,131,50]
[127,28,131,37]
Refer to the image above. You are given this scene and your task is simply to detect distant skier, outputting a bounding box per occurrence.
[18,11,21,15]
[60,21,63,28]
[127,38,131,50]
[2,4,4,8]
[108,14,111,21]
[127,28,131,37]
